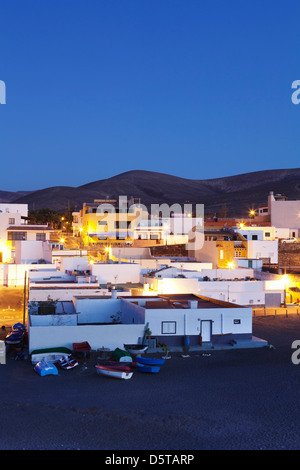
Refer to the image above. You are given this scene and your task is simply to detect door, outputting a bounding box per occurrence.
[265,293,281,308]
[201,320,212,342]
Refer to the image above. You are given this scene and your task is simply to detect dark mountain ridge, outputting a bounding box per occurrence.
[2,168,300,217]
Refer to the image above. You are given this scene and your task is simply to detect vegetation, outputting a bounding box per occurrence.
[28,207,74,230]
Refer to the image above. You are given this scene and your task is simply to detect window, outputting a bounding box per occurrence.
[7,231,26,240]
[9,218,15,225]
[38,305,56,315]
[252,235,258,240]
[115,221,130,229]
[36,233,46,241]
[265,232,271,238]
[161,321,176,334]
[233,319,241,324]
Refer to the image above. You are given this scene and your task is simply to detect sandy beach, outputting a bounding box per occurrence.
[0,314,300,451]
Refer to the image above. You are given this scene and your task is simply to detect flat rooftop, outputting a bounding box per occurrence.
[125,293,242,309]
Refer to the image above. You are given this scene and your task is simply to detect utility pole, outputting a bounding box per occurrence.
[23,271,27,325]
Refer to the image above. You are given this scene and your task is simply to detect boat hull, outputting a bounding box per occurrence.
[96,365,133,380]
[137,363,160,373]
[31,347,72,364]
[124,344,148,355]
[34,361,58,376]
[136,356,165,366]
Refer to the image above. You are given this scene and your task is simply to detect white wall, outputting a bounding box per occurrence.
[170,262,213,271]
[60,256,90,273]
[0,203,28,217]
[143,306,252,337]
[29,286,107,302]
[196,267,255,280]
[73,297,122,324]
[0,263,57,286]
[14,241,52,264]
[269,197,300,229]
[28,324,145,353]
[247,240,278,264]
[92,263,141,284]
[198,280,284,306]
[145,276,199,294]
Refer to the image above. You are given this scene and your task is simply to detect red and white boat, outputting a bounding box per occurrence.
[95,364,133,380]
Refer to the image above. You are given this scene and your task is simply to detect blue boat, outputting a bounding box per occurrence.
[34,361,58,376]
[12,323,26,332]
[136,356,165,366]
[5,322,26,345]
[137,363,160,374]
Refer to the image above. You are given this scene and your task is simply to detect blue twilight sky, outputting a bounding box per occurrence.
[0,0,300,191]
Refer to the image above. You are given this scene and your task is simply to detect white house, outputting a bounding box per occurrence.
[0,203,53,263]
[27,292,267,353]
[142,266,284,307]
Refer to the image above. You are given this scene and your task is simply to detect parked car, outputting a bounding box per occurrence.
[281,237,298,244]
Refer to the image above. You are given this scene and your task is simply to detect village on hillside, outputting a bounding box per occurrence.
[1,190,300,368]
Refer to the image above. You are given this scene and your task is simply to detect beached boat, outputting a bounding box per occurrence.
[58,356,79,370]
[12,322,26,332]
[136,356,165,366]
[96,360,133,369]
[5,324,26,345]
[31,347,72,364]
[96,362,132,372]
[136,363,160,374]
[124,344,148,355]
[95,364,133,380]
[34,361,58,376]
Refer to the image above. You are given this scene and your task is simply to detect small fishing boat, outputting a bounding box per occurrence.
[34,361,58,376]
[96,362,132,372]
[136,363,160,374]
[95,364,133,380]
[124,344,148,356]
[5,324,26,345]
[12,323,26,332]
[96,359,134,369]
[58,356,79,370]
[136,356,165,366]
[31,347,72,364]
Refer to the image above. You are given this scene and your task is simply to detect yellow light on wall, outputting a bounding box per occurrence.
[227,261,234,269]
[281,274,290,288]
[60,238,65,243]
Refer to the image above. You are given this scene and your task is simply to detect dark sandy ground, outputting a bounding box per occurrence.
[1,315,300,451]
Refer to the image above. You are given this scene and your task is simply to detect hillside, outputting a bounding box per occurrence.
[3,168,300,217]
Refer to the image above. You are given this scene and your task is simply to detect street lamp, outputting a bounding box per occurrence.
[79,227,83,256]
